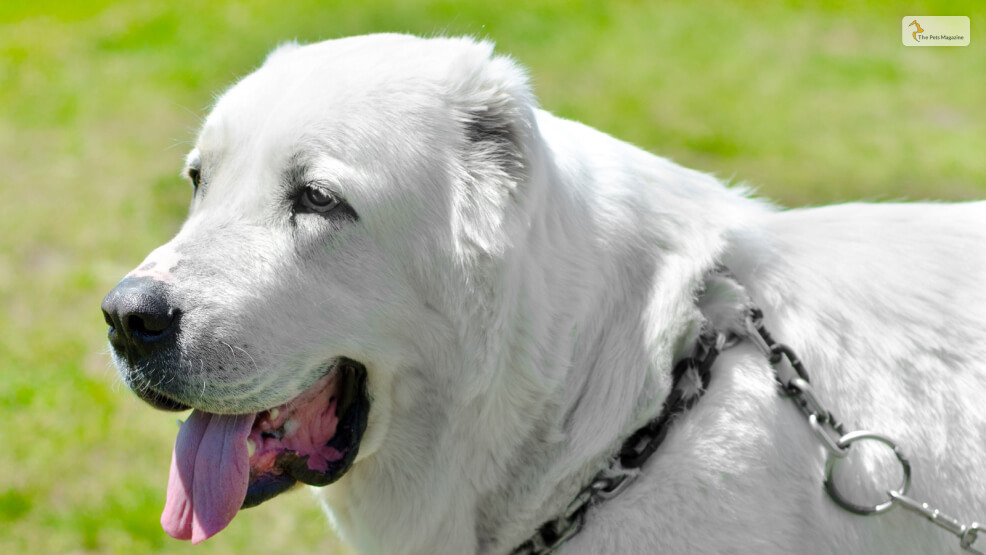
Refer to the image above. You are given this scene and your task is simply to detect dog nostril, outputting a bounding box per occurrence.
[127,310,175,337]
[128,314,150,335]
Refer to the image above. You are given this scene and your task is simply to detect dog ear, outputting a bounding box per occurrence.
[440,39,542,258]
[447,40,537,185]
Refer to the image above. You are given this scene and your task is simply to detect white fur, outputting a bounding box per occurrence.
[143,34,986,553]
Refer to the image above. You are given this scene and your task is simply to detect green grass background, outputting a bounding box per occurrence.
[1,1,983,553]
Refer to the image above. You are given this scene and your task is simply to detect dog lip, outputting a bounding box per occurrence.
[133,383,192,412]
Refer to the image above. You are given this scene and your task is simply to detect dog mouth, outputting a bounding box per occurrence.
[161,360,369,544]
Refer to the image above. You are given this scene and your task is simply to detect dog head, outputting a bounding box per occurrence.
[101,34,541,543]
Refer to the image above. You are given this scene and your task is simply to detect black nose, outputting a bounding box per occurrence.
[101,277,179,361]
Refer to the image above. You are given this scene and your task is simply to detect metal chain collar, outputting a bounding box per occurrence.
[745,308,984,554]
[511,277,984,555]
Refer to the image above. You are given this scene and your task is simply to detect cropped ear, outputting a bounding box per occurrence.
[445,40,538,186]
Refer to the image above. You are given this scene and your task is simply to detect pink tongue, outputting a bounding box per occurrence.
[161,410,255,544]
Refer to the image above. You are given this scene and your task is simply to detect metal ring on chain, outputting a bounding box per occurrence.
[961,524,982,551]
[823,431,911,515]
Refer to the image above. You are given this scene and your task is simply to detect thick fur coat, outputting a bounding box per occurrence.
[109,34,986,554]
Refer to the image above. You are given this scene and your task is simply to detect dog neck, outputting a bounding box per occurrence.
[467,112,775,552]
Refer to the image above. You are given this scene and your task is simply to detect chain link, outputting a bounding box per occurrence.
[511,461,641,554]
[891,490,984,552]
[746,309,985,554]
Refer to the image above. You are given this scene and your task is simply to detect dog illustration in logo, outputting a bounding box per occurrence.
[909,20,924,41]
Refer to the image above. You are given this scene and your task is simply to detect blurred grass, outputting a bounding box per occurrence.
[0,0,983,553]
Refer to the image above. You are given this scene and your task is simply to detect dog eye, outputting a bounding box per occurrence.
[187,167,202,191]
[298,186,341,214]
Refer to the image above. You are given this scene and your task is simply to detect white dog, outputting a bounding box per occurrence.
[101,34,986,554]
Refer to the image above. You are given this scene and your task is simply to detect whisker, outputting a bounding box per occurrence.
[232,344,260,374]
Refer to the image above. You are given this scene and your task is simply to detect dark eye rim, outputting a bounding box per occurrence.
[294,184,359,222]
